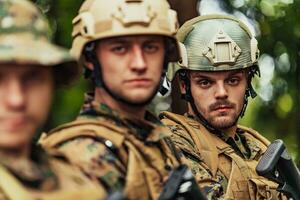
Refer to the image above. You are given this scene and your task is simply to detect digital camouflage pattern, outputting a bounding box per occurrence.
[160,111,286,200]
[0,0,79,85]
[39,93,181,200]
[0,146,105,200]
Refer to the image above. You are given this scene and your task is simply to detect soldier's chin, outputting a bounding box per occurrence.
[122,90,158,107]
[125,95,156,107]
[0,136,31,150]
[210,118,237,130]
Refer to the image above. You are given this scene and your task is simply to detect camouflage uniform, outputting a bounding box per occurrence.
[160,15,286,199]
[0,0,103,199]
[0,147,105,200]
[161,112,283,199]
[39,0,182,199]
[40,94,180,200]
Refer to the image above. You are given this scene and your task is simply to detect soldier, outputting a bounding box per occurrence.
[160,15,285,199]
[38,0,184,199]
[0,0,104,199]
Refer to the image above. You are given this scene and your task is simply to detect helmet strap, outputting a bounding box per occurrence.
[158,54,170,96]
[240,66,260,118]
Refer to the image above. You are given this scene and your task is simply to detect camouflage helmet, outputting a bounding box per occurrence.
[0,0,79,85]
[71,0,180,63]
[167,14,260,81]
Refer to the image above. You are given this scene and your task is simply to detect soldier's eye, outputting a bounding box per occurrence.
[143,44,159,53]
[24,70,41,82]
[227,77,240,86]
[197,79,212,88]
[111,45,127,54]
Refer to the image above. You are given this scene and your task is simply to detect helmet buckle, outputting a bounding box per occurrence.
[113,2,155,26]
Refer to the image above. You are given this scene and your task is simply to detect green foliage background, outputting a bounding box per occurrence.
[32,0,300,165]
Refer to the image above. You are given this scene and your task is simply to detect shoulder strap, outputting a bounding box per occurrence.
[160,111,219,176]
[39,118,126,150]
[0,165,32,200]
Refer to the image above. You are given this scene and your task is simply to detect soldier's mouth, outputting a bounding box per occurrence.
[125,78,152,87]
[0,117,29,132]
[214,106,232,112]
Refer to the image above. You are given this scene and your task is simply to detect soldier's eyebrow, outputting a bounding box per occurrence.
[104,38,130,45]
[227,71,245,78]
[102,36,164,45]
[143,36,164,43]
[190,73,213,80]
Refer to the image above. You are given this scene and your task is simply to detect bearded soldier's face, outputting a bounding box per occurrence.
[0,64,54,149]
[184,70,247,130]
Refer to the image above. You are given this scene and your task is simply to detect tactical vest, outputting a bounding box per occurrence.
[39,118,180,200]
[0,159,105,200]
[160,111,284,200]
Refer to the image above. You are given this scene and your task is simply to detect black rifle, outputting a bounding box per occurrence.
[256,139,300,200]
[158,164,207,200]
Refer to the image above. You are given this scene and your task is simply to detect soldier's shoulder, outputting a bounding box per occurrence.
[39,117,125,151]
[160,111,190,125]
[48,136,125,192]
[237,124,270,147]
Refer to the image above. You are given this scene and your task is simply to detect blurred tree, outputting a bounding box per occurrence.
[222,0,300,165]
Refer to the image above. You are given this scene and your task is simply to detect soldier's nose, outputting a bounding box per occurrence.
[5,79,26,110]
[215,83,228,99]
[130,45,147,72]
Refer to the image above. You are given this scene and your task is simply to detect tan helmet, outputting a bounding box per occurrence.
[0,0,79,85]
[70,0,180,63]
[167,14,260,81]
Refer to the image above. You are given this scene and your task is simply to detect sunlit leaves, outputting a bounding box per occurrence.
[276,93,293,118]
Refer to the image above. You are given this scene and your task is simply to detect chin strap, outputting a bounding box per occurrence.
[84,42,103,88]
[240,65,260,117]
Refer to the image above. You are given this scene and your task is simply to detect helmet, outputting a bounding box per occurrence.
[167,14,260,81]
[71,0,180,63]
[0,0,79,85]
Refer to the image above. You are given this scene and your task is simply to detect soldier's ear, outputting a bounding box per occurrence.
[83,58,94,71]
[179,79,186,94]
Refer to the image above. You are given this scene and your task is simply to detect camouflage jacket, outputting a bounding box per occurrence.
[39,94,180,200]
[0,145,103,200]
[160,111,286,200]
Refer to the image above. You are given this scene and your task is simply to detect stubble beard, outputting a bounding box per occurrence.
[206,113,239,130]
[198,100,240,130]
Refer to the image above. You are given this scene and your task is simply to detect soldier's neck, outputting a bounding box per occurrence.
[222,126,238,138]
[94,87,146,119]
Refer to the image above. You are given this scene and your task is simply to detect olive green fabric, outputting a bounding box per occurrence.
[0,0,79,85]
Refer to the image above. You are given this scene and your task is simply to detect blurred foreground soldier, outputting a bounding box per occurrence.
[39,0,186,199]
[0,0,104,199]
[160,15,286,199]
